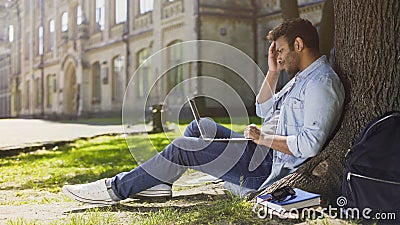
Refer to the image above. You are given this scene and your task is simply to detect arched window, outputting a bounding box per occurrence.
[34,78,41,108]
[76,5,83,25]
[38,26,43,55]
[167,40,183,93]
[46,74,55,108]
[115,0,127,24]
[92,62,101,103]
[139,0,153,14]
[25,80,30,110]
[61,12,68,32]
[112,56,125,101]
[49,19,55,50]
[137,48,150,98]
[8,25,14,42]
[95,0,105,31]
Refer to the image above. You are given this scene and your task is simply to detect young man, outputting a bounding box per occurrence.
[62,18,344,204]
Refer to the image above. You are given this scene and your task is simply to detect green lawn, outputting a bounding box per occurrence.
[2,119,289,224]
[1,118,355,224]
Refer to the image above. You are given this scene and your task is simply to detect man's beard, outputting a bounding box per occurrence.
[284,51,300,77]
[286,67,299,77]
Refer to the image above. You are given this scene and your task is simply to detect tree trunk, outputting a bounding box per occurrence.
[318,0,334,58]
[280,0,299,20]
[259,0,400,205]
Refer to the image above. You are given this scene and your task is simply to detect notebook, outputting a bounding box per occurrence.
[254,188,321,214]
[187,97,252,142]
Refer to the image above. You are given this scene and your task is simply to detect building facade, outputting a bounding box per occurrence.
[0,45,11,118]
[3,0,325,119]
[0,5,13,118]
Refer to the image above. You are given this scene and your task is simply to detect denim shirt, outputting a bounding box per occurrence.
[256,55,345,190]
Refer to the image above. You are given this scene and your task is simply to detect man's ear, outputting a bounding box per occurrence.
[294,37,304,52]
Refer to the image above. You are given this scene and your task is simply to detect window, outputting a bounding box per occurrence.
[167,40,183,93]
[95,0,105,31]
[25,80,30,110]
[46,74,54,108]
[112,56,125,101]
[139,0,153,14]
[115,0,127,24]
[8,25,14,42]
[92,62,101,103]
[34,78,41,108]
[61,12,68,32]
[49,20,55,50]
[137,49,150,98]
[38,26,43,55]
[76,5,83,25]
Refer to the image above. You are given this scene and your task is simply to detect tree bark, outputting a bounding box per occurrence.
[259,0,400,205]
[318,0,334,58]
[280,0,299,20]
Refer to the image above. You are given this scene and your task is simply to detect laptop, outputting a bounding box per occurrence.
[187,97,252,142]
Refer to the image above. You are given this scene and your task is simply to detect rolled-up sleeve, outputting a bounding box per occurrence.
[255,94,275,118]
[286,75,344,158]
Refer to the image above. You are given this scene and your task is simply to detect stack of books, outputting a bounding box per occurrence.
[254,188,321,215]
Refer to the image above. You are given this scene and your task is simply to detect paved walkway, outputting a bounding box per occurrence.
[0,119,126,151]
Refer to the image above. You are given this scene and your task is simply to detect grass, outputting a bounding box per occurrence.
[138,194,274,225]
[59,117,122,125]
[0,117,261,193]
[2,117,315,224]
[6,196,276,225]
[0,135,135,193]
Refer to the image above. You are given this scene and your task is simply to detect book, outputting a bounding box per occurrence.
[255,188,321,214]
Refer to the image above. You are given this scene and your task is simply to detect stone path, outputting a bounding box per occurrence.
[0,119,126,151]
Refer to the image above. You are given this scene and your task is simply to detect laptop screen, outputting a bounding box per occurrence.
[187,97,205,138]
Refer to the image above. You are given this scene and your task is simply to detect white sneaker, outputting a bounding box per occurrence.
[62,179,119,205]
[135,184,172,198]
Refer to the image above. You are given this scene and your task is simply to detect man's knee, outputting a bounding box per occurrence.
[185,119,199,133]
[170,136,209,153]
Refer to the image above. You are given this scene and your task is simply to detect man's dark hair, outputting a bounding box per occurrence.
[267,18,319,51]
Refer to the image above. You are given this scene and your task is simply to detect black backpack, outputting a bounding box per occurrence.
[342,111,400,224]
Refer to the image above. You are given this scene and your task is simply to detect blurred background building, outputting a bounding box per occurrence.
[0,0,325,119]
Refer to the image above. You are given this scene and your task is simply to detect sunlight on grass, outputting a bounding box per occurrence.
[6,218,41,225]
[0,135,135,194]
[61,208,120,225]
[3,118,270,224]
[6,209,120,225]
[0,131,190,195]
[139,195,271,225]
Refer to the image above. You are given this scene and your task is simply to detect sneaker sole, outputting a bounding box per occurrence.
[62,186,118,205]
[135,191,172,198]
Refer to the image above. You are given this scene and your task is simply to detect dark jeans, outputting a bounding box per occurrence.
[110,118,273,199]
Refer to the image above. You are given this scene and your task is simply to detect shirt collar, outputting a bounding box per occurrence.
[295,55,327,81]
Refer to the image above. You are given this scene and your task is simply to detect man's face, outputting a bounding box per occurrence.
[275,36,300,77]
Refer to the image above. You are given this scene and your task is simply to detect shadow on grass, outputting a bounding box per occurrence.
[0,136,160,191]
[62,193,291,225]
[58,117,122,126]
[65,193,226,214]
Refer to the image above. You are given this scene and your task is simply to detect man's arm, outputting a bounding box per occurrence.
[244,124,293,155]
[257,41,283,103]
